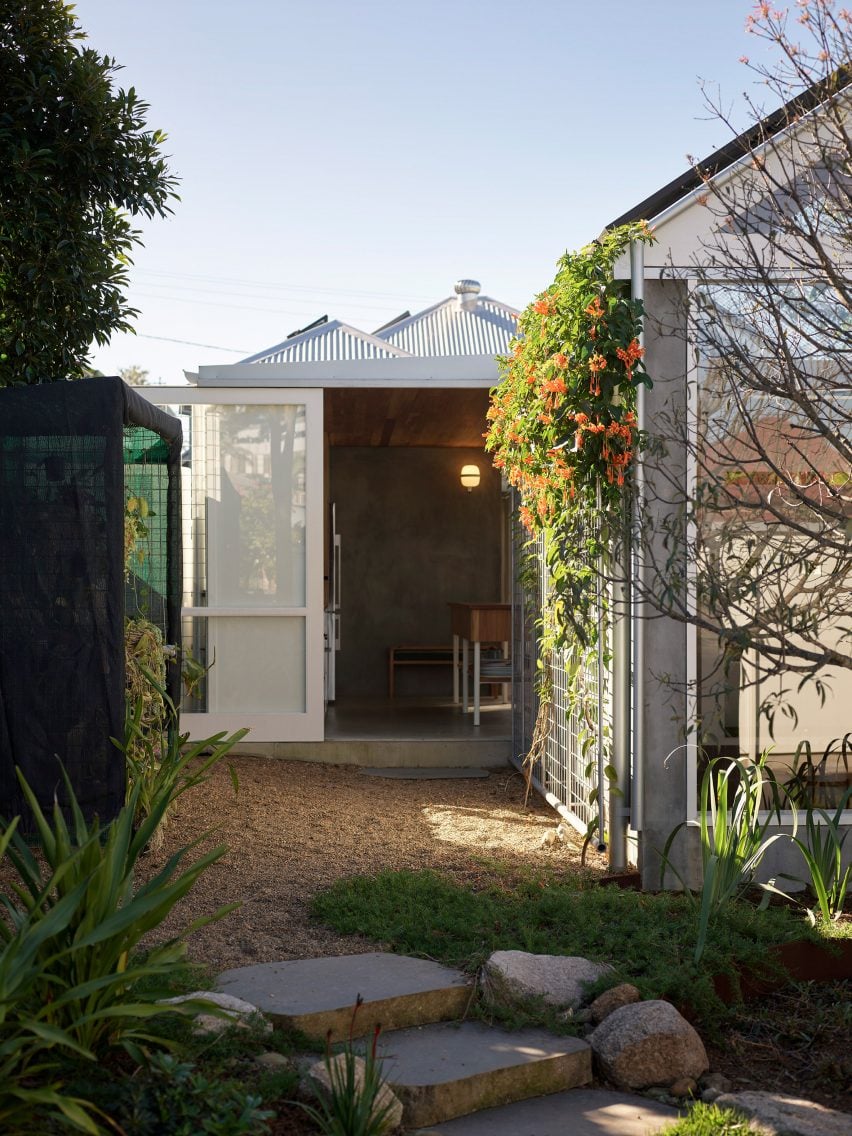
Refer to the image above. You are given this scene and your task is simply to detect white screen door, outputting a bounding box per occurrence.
[143,387,324,742]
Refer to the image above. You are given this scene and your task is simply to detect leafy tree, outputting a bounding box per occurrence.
[120,364,150,386]
[0,1,177,386]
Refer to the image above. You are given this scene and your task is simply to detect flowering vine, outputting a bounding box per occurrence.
[485,221,655,648]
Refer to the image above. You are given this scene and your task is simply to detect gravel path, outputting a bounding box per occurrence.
[139,756,603,971]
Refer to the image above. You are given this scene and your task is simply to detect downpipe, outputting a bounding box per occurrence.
[608,241,645,871]
[630,239,646,840]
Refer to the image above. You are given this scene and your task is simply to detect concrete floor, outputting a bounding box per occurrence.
[242,696,514,767]
[325,696,512,742]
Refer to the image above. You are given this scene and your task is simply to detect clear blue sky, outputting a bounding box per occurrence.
[72,0,768,383]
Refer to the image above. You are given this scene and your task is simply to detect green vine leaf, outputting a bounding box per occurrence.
[489,222,656,822]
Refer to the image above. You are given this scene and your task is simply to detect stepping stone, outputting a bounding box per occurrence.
[375,1020,591,1129]
[216,952,472,1042]
[410,1087,680,1135]
[715,1091,852,1136]
[359,767,490,779]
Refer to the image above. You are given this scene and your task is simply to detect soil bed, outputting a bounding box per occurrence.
[707,979,852,1112]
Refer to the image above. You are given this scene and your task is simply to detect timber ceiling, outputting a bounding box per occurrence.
[324,388,491,448]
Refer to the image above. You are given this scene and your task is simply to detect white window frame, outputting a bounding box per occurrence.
[685,286,852,827]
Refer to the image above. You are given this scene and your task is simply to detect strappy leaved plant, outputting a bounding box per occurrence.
[660,753,791,963]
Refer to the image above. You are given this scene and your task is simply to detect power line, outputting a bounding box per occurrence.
[135,290,304,316]
[137,333,248,353]
[134,268,436,304]
[133,285,414,317]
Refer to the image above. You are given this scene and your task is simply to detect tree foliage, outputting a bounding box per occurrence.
[0,1,177,385]
[119,364,150,386]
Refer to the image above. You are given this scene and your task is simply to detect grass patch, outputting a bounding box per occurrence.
[665,1103,752,1135]
[310,869,825,1031]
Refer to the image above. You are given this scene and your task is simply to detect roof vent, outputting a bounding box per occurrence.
[454,279,481,311]
[287,314,328,339]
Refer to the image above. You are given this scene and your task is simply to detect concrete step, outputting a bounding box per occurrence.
[241,738,512,766]
[375,1021,592,1129]
[215,952,472,1042]
[408,1087,680,1135]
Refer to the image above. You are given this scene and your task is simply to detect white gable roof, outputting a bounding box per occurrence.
[242,319,413,365]
[375,284,519,357]
[192,279,519,387]
[243,281,519,365]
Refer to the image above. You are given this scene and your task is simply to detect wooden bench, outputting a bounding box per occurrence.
[388,645,454,698]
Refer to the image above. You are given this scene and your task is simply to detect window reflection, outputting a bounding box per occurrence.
[693,285,852,798]
[209,405,307,607]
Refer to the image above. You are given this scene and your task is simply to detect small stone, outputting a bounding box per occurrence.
[589,983,642,1024]
[669,1077,697,1098]
[645,1087,674,1103]
[159,990,272,1036]
[307,1054,403,1133]
[194,1012,271,1037]
[700,1071,732,1095]
[560,1007,592,1024]
[256,1052,291,1071]
[483,950,612,1010]
[702,1087,722,1103]
[161,990,260,1015]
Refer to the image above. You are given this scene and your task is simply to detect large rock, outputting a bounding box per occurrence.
[307,1054,403,1133]
[589,999,708,1089]
[714,1091,852,1136]
[483,951,611,1010]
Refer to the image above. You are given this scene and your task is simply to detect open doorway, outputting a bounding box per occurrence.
[323,386,512,745]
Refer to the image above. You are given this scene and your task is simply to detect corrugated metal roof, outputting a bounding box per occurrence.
[242,320,413,365]
[374,294,519,357]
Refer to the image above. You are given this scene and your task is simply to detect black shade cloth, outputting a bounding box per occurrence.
[0,377,182,827]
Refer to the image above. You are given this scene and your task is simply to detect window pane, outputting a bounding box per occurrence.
[199,404,307,607]
[208,617,306,713]
[693,285,852,783]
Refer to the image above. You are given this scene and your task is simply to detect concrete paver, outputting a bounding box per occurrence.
[409,1087,680,1135]
[216,952,472,1041]
[375,1020,591,1128]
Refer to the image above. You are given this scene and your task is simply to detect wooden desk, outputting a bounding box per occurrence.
[448,603,511,726]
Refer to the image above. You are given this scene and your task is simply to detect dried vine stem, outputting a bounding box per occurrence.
[522,663,553,807]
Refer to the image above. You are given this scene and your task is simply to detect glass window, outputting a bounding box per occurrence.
[692,285,852,798]
[193,404,307,608]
